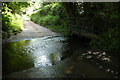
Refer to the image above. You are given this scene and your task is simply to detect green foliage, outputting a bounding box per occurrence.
[2,2,30,14]
[30,2,120,57]
[61,2,120,56]
[2,12,24,39]
[31,2,69,35]
[2,2,30,39]
[90,26,120,56]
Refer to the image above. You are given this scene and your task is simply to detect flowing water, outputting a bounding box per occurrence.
[2,35,119,78]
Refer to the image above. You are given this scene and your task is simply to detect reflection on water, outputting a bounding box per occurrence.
[2,40,34,76]
[2,35,119,78]
[34,55,51,67]
[2,36,67,76]
[25,36,67,67]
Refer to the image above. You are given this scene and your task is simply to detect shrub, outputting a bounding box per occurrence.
[90,26,120,56]
[30,3,69,35]
[2,12,24,39]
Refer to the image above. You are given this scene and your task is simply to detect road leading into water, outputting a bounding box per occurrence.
[3,20,119,79]
[8,20,58,42]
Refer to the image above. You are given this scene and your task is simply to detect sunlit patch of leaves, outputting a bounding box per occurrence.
[2,12,24,39]
[76,50,119,78]
[64,66,73,74]
[30,2,69,35]
[79,51,112,62]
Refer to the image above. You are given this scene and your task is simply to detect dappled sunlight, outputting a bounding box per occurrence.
[34,55,52,67]
[80,51,112,62]
[24,36,67,67]
[2,1,120,78]
[76,50,119,78]
[64,66,73,74]
[22,28,29,30]
[27,7,34,15]
[23,15,30,21]
[3,35,119,78]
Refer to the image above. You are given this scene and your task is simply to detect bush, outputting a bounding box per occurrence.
[2,12,24,39]
[90,26,120,56]
[30,3,69,35]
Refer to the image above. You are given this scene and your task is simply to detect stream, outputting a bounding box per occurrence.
[2,35,119,78]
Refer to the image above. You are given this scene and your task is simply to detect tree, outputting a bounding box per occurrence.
[2,2,30,14]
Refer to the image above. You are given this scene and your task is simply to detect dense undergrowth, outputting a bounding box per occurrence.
[31,3,69,35]
[2,2,30,40]
[90,25,120,56]
[90,16,120,56]
[2,12,24,39]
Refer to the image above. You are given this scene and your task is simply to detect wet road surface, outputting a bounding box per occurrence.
[7,20,58,42]
[2,21,119,78]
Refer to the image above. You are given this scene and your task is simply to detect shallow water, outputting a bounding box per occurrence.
[2,35,119,78]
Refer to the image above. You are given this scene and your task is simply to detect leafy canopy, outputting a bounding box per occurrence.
[2,2,30,14]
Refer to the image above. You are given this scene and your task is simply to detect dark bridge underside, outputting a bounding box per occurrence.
[71,30,100,39]
[69,17,107,40]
